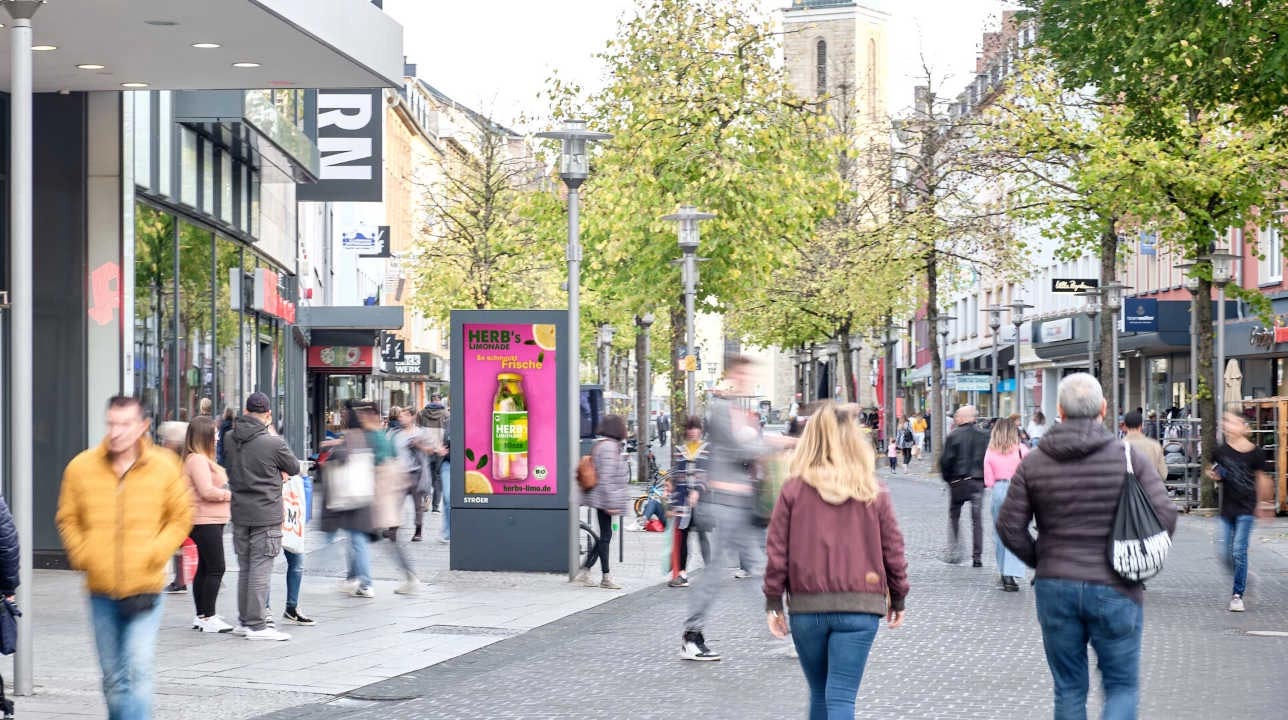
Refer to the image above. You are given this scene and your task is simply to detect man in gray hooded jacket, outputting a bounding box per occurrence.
[227,392,300,640]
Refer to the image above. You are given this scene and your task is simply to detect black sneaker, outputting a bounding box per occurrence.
[283,608,317,626]
[164,582,187,594]
[972,560,983,568]
[681,631,720,661]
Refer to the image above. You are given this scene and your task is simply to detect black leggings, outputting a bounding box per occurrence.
[676,525,711,572]
[189,523,226,618]
[583,509,613,574]
[901,447,912,465]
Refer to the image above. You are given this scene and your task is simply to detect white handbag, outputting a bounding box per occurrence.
[326,449,375,511]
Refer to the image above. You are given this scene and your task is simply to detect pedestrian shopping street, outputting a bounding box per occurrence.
[250,467,1288,720]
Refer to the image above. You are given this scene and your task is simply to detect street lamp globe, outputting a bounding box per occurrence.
[1078,288,1102,316]
[1203,250,1241,288]
[1008,299,1033,325]
[536,119,612,188]
[1102,282,1130,312]
[1176,261,1201,293]
[986,305,1004,332]
[937,313,957,335]
[662,204,717,254]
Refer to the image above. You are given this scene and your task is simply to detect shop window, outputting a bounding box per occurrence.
[179,128,198,207]
[220,151,234,225]
[200,139,214,214]
[1259,224,1282,284]
[177,220,215,420]
[132,92,152,191]
[215,236,243,415]
[134,204,177,422]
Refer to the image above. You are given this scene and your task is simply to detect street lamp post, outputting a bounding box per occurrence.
[1102,282,1130,427]
[661,204,716,417]
[936,313,956,457]
[1008,300,1033,424]
[536,119,612,580]
[4,0,40,696]
[884,321,899,443]
[1078,288,1103,379]
[1203,250,1240,433]
[986,306,1004,417]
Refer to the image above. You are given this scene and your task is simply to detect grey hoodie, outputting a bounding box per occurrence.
[227,415,301,527]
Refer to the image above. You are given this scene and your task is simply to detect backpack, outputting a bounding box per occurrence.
[576,439,608,492]
[1109,441,1172,584]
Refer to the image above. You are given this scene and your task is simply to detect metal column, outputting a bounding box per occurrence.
[6,0,40,696]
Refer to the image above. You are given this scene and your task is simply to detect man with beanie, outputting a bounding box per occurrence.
[226,392,300,641]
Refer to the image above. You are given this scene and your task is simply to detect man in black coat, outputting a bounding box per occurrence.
[938,405,989,566]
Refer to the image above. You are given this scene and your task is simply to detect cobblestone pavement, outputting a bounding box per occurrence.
[256,462,1288,720]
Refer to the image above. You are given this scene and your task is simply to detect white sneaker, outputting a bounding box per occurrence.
[338,578,361,594]
[733,569,752,579]
[231,625,249,637]
[196,615,234,634]
[438,536,450,544]
[1229,594,1246,612]
[396,577,421,595]
[572,568,591,586]
[244,627,292,641]
[353,585,376,599]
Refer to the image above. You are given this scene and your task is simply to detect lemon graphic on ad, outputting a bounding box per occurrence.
[532,324,557,351]
[464,470,493,494]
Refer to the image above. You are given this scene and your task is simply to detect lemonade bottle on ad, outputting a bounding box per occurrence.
[492,373,529,480]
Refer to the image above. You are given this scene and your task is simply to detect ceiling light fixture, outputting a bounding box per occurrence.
[121,82,149,88]
[32,45,57,52]
[232,61,261,68]
[145,20,179,27]
[191,42,221,49]
[76,64,106,70]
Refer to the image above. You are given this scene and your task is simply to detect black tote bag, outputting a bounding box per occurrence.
[1109,442,1172,584]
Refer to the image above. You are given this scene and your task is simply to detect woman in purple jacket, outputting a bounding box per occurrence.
[764,403,909,719]
[573,415,629,590]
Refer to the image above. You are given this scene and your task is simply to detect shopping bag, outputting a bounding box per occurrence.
[371,461,409,530]
[282,475,307,554]
[1109,442,1172,584]
[326,450,375,511]
[180,537,199,586]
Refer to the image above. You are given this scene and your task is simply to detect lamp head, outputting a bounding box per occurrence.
[535,119,612,187]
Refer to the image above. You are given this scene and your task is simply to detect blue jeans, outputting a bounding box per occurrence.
[328,529,372,586]
[990,481,1028,579]
[265,549,304,611]
[789,612,881,720]
[1034,579,1143,720]
[1218,514,1255,596]
[90,594,164,720]
[441,459,451,541]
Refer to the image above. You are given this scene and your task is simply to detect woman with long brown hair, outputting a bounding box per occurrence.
[984,416,1028,592]
[183,416,234,633]
[764,402,908,717]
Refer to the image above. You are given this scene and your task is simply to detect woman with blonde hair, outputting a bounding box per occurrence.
[984,416,1028,592]
[764,402,909,719]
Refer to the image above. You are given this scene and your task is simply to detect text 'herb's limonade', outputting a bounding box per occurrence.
[492,373,529,480]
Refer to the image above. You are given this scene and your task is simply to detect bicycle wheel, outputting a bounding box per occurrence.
[579,521,598,562]
[633,495,647,517]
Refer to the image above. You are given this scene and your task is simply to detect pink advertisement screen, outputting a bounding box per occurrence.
[460,323,558,495]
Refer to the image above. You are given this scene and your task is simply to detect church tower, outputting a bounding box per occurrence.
[782,0,890,130]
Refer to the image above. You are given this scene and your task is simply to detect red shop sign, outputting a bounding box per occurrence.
[253,268,297,324]
[308,346,374,370]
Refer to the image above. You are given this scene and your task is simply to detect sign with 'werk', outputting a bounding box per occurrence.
[298,89,384,203]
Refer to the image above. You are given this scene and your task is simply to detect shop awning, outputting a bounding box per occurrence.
[0,0,403,91]
[297,305,404,331]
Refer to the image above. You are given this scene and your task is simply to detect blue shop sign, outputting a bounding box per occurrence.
[997,378,1016,393]
[1124,299,1158,332]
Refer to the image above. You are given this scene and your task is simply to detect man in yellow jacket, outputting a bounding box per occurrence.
[56,396,192,720]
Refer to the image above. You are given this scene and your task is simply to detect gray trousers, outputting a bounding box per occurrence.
[233,524,282,631]
[685,503,762,632]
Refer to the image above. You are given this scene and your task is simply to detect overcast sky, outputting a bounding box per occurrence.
[383,0,1018,129]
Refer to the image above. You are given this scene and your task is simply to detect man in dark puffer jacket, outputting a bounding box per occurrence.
[998,373,1177,720]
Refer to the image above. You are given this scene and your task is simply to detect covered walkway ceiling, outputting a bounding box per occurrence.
[0,0,402,91]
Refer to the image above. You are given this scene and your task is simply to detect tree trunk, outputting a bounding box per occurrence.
[1195,276,1217,508]
[837,321,854,404]
[635,319,651,486]
[1099,220,1119,430]
[927,253,945,467]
